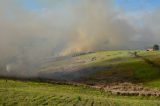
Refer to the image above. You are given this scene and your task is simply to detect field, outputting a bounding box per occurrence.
[0,79,160,106]
[1,50,160,105]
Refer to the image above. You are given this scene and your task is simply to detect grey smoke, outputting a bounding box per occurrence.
[0,0,160,77]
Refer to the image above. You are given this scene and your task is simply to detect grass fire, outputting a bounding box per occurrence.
[0,0,160,106]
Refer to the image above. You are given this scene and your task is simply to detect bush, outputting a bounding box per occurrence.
[153,44,159,51]
[77,96,81,101]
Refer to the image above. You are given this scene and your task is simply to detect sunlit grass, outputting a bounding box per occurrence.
[0,79,160,106]
[2,50,160,105]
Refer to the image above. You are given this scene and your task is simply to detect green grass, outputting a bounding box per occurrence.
[38,50,160,83]
[0,79,160,106]
[2,50,160,105]
[80,50,160,83]
[40,50,160,87]
[144,79,160,88]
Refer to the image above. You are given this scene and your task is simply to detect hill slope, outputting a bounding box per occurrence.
[39,50,160,86]
[1,50,160,105]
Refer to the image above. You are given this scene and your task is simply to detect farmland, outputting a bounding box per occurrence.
[0,79,160,106]
[1,50,160,105]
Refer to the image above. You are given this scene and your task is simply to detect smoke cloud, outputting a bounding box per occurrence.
[0,0,160,77]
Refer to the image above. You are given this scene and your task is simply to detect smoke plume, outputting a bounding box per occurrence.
[0,0,160,77]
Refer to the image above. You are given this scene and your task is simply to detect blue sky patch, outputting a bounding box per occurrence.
[115,0,160,12]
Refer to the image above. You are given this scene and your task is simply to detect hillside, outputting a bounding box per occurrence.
[1,50,160,105]
[39,50,160,85]
[37,50,160,97]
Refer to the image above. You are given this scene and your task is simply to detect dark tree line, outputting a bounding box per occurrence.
[153,44,159,51]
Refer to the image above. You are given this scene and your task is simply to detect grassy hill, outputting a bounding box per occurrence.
[39,50,160,87]
[84,51,160,84]
[1,50,160,105]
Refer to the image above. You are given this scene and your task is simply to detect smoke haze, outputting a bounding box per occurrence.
[0,0,160,77]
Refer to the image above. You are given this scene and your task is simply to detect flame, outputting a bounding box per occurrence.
[59,28,94,56]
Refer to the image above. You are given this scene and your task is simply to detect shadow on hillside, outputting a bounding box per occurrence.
[38,55,160,84]
[37,57,136,83]
[1,54,160,85]
[138,55,160,69]
[38,65,112,82]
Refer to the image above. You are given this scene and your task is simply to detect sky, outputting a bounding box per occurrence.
[18,0,160,12]
[115,0,160,12]
[0,0,160,77]
[20,0,40,10]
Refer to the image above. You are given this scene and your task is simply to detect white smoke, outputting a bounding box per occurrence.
[0,0,160,77]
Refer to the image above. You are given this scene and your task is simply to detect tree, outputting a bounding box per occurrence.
[153,44,159,51]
